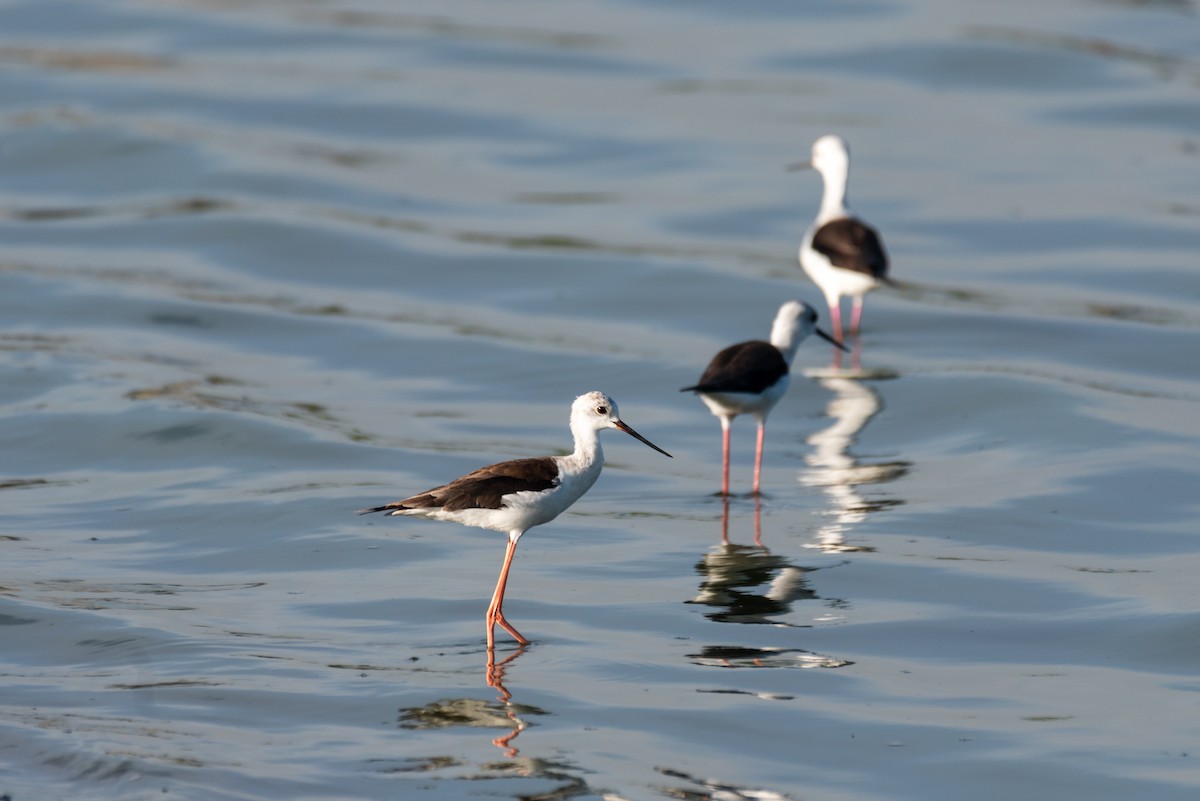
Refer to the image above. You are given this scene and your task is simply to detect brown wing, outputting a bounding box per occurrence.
[812,218,888,279]
[358,457,560,515]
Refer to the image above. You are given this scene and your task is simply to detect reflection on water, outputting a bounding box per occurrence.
[800,373,910,553]
[720,493,762,546]
[832,334,862,372]
[688,644,853,670]
[389,649,621,798]
[690,546,815,624]
[687,498,853,669]
[392,648,614,795]
[397,649,539,760]
[485,648,529,757]
[688,499,825,625]
[656,766,794,800]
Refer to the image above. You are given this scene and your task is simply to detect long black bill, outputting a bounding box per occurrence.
[786,160,813,172]
[816,327,851,352]
[615,420,673,458]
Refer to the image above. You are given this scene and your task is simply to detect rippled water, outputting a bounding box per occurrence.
[3,0,1199,799]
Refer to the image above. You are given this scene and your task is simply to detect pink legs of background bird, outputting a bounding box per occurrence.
[718,415,768,497]
[719,418,732,496]
[849,297,866,337]
[752,419,767,496]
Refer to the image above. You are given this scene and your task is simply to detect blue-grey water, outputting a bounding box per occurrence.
[2,1,1199,799]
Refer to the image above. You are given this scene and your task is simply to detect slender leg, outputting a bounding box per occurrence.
[486,535,529,649]
[827,297,844,343]
[719,417,732,496]
[849,296,865,336]
[752,420,767,496]
[828,296,844,370]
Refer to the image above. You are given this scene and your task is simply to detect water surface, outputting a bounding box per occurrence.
[2,0,1199,799]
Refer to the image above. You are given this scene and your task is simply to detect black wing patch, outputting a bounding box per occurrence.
[812,217,888,279]
[681,340,787,395]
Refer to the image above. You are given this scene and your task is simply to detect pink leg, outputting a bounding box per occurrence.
[828,299,844,370]
[752,420,766,496]
[486,536,529,650]
[720,418,732,496]
[849,297,865,335]
[828,300,844,344]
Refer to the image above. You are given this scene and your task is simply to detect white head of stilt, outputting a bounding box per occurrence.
[810,134,851,222]
[568,391,620,463]
[770,300,823,362]
[568,390,672,464]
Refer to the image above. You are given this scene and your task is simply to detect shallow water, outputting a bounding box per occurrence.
[2,0,1199,799]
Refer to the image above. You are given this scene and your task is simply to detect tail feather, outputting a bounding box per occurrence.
[357,504,399,516]
[681,382,740,394]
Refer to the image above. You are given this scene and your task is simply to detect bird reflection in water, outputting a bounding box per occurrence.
[720,491,762,546]
[485,647,528,757]
[687,499,852,670]
[832,333,863,372]
[800,373,909,553]
[689,497,841,626]
[396,648,539,760]
[688,644,853,670]
[392,649,613,797]
[657,766,795,800]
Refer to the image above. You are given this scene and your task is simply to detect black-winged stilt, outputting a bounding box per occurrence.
[680,301,843,496]
[791,134,890,342]
[359,391,671,650]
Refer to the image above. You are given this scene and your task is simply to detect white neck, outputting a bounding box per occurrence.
[567,420,604,471]
[771,307,809,362]
[817,161,851,223]
[771,328,803,364]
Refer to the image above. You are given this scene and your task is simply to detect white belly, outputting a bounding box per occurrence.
[799,238,881,301]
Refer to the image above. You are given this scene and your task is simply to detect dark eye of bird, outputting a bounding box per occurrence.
[595,405,607,415]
